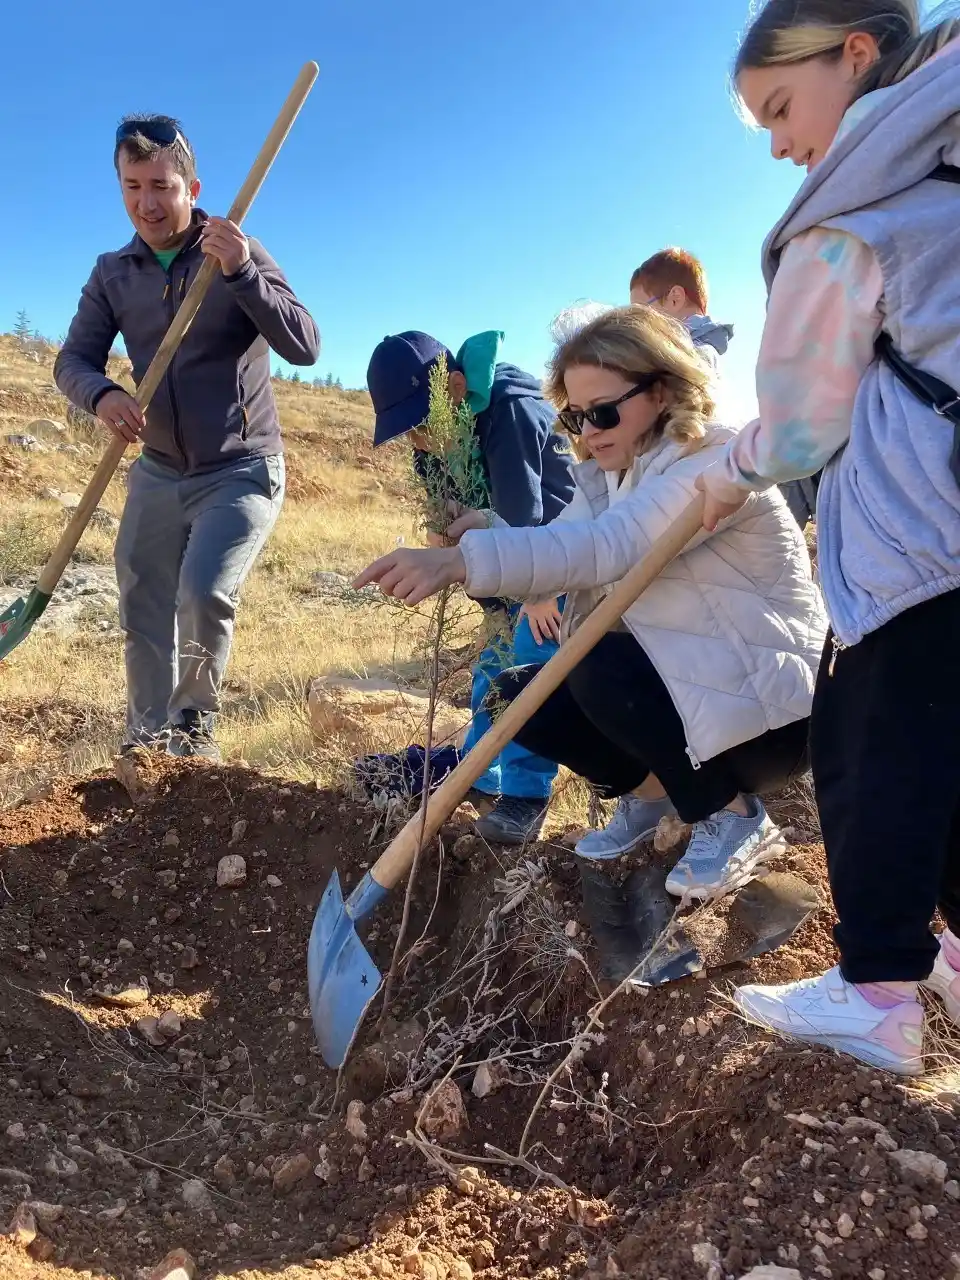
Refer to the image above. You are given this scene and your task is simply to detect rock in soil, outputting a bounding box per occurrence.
[471,1059,511,1098]
[346,1099,369,1140]
[7,1203,37,1246]
[272,1152,313,1195]
[420,1079,468,1142]
[737,1268,803,1279]
[179,1179,213,1213]
[216,853,247,887]
[2,763,960,1279]
[147,1248,197,1279]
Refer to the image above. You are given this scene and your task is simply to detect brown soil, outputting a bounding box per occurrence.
[1,762,959,1280]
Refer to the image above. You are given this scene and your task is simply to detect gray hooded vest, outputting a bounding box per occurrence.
[762,39,960,647]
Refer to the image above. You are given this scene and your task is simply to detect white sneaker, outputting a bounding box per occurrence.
[664,796,771,900]
[735,965,925,1076]
[575,794,676,860]
[921,937,960,1024]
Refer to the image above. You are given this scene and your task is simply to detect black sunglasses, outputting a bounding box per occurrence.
[559,373,660,436]
[115,119,188,150]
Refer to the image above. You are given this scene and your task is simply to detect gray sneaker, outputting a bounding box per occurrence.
[575,794,676,860]
[664,796,771,900]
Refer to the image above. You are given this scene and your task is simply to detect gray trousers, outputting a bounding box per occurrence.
[115,452,284,744]
[779,477,819,530]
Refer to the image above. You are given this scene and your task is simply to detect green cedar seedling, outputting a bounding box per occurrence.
[417,353,489,539]
[379,354,490,1024]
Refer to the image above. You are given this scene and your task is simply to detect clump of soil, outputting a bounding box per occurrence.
[1,763,959,1280]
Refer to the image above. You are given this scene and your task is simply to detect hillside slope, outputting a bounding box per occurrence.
[0,332,426,801]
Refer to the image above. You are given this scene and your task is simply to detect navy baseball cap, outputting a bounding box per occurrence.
[367,331,458,447]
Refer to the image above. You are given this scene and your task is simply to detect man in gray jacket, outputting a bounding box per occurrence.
[55,115,320,760]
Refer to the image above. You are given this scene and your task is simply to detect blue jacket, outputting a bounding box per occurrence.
[416,363,574,527]
[475,363,574,525]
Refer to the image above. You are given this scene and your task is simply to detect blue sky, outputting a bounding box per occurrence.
[1,0,809,420]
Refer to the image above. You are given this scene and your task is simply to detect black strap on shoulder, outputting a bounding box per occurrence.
[871,162,960,483]
[876,333,960,425]
[873,159,960,425]
[876,334,960,486]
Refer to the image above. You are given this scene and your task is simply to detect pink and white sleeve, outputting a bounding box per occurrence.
[704,226,884,503]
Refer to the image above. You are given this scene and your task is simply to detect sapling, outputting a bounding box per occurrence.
[378,354,492,1022]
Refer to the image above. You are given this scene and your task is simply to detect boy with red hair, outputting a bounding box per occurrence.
[630,248,733,372]
[630,248,817,528]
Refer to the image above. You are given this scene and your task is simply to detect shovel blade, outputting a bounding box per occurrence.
[307,869,388,1068]
[0,588,51,661]
[729,871,820,960]
[624,863,703,985]
[577,857,645,983]
[579,858,819,987]
[577,858,701,984]
[639,867,819,982]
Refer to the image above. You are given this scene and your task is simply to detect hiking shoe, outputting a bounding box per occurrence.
[664,796,770,900]
[465,787,497,814]
[119,732,169,756]
[922,936,960,1025]
[474,795,547,845]
[734,965,924,1077]
[576,794,676,860]
[167,710,221,762]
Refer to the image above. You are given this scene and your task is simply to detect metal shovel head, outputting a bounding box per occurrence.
[728,871,820,960]
[639,867,819,984]
[579,857,819,987]
[308,868,388,1068]
[624,862,704,985]
[0,588,50,661]
[577,857,701,985]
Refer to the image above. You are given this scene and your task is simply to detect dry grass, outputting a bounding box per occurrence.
[0,334,427,797]
[0,335,595,828]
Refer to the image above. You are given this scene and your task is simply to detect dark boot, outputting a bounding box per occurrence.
[167,710,221,762]
[474,795,547,845]
[119,730,171,756]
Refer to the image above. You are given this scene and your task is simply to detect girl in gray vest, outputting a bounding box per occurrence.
[700,1,960,1076]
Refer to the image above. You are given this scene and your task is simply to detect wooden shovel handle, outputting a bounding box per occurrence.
[37,60,320,597]
[370,493,707,891]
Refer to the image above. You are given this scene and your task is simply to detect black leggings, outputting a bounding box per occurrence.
[491,631,810,824]
[812,588,960,983]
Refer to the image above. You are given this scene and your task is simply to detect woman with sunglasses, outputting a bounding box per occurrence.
[355,306,826,894]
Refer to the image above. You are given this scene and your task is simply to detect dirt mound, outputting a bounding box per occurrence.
[1,765,959,1280]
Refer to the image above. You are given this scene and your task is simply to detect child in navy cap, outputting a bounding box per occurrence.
[366,329,574,843]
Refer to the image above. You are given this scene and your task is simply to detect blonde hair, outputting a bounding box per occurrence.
[546,305,715,449]
[736,1,960,100]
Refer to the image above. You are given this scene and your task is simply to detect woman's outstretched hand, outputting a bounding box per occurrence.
[695,473,748,532]
[353,546,467,605]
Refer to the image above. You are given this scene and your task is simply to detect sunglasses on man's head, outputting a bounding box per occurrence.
[115,119,188,149]
[559,373,660,436]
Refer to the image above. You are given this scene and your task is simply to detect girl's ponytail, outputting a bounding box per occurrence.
[859,16,960,94]
[736,1,960,99]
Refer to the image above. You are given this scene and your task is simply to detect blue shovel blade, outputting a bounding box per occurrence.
[308,869,388,1068]
[0,588,51,661]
